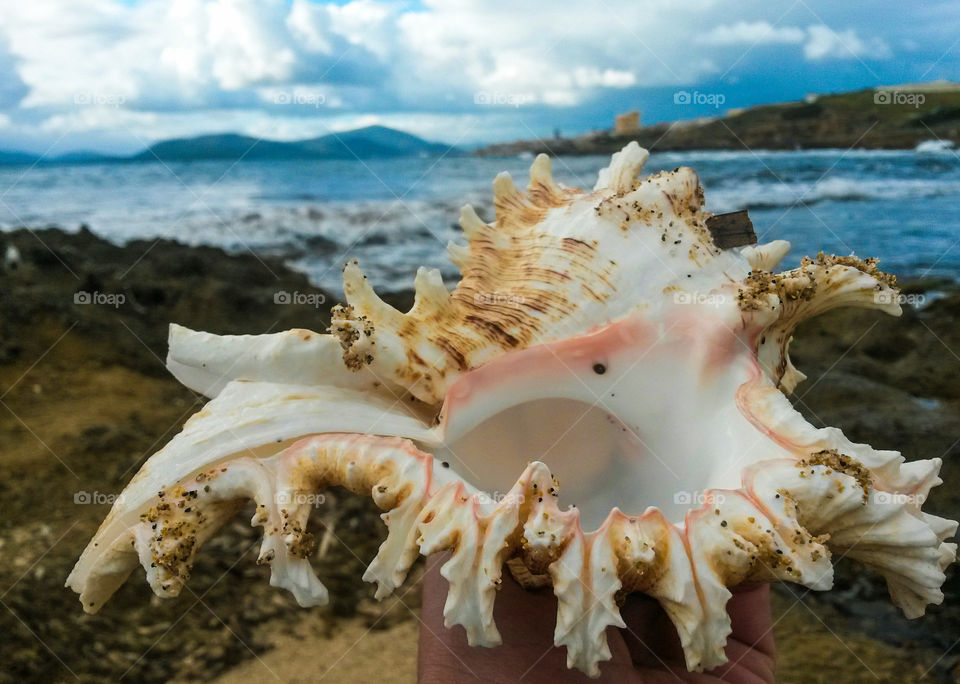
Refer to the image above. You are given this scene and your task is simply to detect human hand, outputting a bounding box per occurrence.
[418,554,775,683]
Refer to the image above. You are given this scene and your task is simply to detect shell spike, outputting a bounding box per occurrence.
[492,171,523,221]
[529,153,555,189]
[745,254,901,392]
[459,204,488,240]
[594,140,649,193]
[742,240,791,272]
[341,259,402,322]
[446,240,469,271]
[412,267,450,315]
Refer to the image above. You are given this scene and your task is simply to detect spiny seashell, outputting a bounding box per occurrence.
[68,143,957,677]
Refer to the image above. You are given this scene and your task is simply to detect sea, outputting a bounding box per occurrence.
[1,145,959,293]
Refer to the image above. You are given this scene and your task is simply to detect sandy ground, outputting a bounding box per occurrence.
[207,610,419,684]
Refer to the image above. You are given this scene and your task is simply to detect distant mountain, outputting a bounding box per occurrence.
[0,150,39,165]
[134,134,300,162]
[134,125,451,162]
[0,125,453,166]
[54,150,114,163]
[0,148,112,166]
[297,125,450,158]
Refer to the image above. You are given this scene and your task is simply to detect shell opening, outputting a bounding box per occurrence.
[437,397,717,529]
[431,310,781,532]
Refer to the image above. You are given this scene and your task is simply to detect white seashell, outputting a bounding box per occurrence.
[67,143,957,677]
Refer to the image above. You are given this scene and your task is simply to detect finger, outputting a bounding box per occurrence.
[619,593,687,669]
[417,552,641,684]
[620,583,775,683]
[706,583,775,683]
[725,583,775,659]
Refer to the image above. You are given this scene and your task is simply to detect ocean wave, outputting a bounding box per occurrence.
[706,175,960,213]
[915,139,956,154]
[651,148,921,165]
[3,152,960,293]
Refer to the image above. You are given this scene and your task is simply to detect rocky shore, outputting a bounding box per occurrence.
[0,227,957,682]
[477,86,960,156]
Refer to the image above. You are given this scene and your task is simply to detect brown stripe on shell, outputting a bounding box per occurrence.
[331,158,706,404]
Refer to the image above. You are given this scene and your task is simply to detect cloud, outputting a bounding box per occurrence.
[0,0,719,145]
[0,37,28,110]
[0,0,926,149]
[704,21,890,62]
[703,21,806,46]
[803,25,891,61]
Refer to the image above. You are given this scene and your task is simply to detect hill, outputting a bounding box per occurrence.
[477,83,960,155]
[134,125,450,162]
[0,150,38,165]
[0,125,451,165]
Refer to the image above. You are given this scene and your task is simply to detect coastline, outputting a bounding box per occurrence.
[0,227,957,682]
[476,87,960,156]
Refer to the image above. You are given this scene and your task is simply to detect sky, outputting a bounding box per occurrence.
[0,0,957,155]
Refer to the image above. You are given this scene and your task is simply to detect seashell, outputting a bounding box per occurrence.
[67,143,957,677]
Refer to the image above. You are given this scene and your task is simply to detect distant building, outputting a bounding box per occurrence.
[614,110,640,135]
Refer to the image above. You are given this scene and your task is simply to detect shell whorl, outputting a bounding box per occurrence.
[330,142,720,404]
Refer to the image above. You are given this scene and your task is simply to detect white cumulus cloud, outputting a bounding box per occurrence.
[0,0,914,149]
[704,21,890,63]
[703,21,806,46]
[803,24,891,61]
